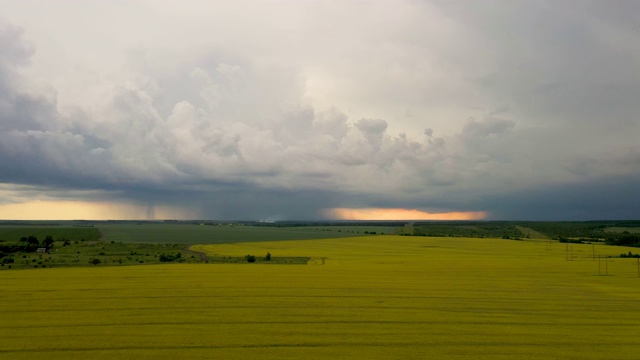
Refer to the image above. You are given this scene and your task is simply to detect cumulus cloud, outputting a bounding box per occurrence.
[0,2,639,220]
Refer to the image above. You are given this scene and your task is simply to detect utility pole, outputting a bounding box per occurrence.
[570,246,573,261]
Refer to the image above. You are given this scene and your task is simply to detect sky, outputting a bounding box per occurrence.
[0,0,639,221]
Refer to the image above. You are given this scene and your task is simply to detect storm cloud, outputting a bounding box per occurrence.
[0,1,639,220]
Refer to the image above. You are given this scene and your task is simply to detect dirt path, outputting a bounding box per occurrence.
[185,245,208,263]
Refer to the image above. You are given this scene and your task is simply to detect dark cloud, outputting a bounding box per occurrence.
[483,175,640,221]
[0,3,639,220]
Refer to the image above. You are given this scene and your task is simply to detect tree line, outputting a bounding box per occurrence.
[0,235,57,264]
[604,233,640,247]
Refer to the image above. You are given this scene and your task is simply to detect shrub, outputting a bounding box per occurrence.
[159,252,182,262]
[620,251,640,258]
[245,255,256,263]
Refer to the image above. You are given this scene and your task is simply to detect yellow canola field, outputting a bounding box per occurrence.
[2,236,640,359]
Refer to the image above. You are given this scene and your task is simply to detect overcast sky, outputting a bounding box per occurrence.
[0,0,639,220]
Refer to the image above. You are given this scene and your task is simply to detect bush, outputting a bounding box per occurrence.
[245,255,256,263]
[558,238,582,244]
[89,258,101,265]
[159,252,182,262]
[265,252,271,261]
[620,251,640,258]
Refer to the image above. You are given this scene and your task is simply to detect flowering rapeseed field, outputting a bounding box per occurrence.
[2,236,639,359]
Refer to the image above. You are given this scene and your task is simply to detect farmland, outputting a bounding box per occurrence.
[0,223,395,269]
[0,226,100,243]
[98,223,397,244]
[2,235,640,359]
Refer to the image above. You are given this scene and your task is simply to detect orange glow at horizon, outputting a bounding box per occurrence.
[327,208,488,221]
[0,200,195,220]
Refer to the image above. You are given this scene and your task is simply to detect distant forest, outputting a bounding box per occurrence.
[396,221,640,248]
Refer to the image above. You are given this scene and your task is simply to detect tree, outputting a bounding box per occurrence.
[43,235,54,248]
[265,252,271,261]
[89,258,101,265]
[245,255,256,263]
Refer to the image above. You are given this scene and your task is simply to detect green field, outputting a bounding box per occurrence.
[98,223,396,244]
[0,239,309,270]
[0,226,100,242]
[0,224,394,269]
[2,235,640,359]
[605,227,640,234]
[1,241,200,269]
